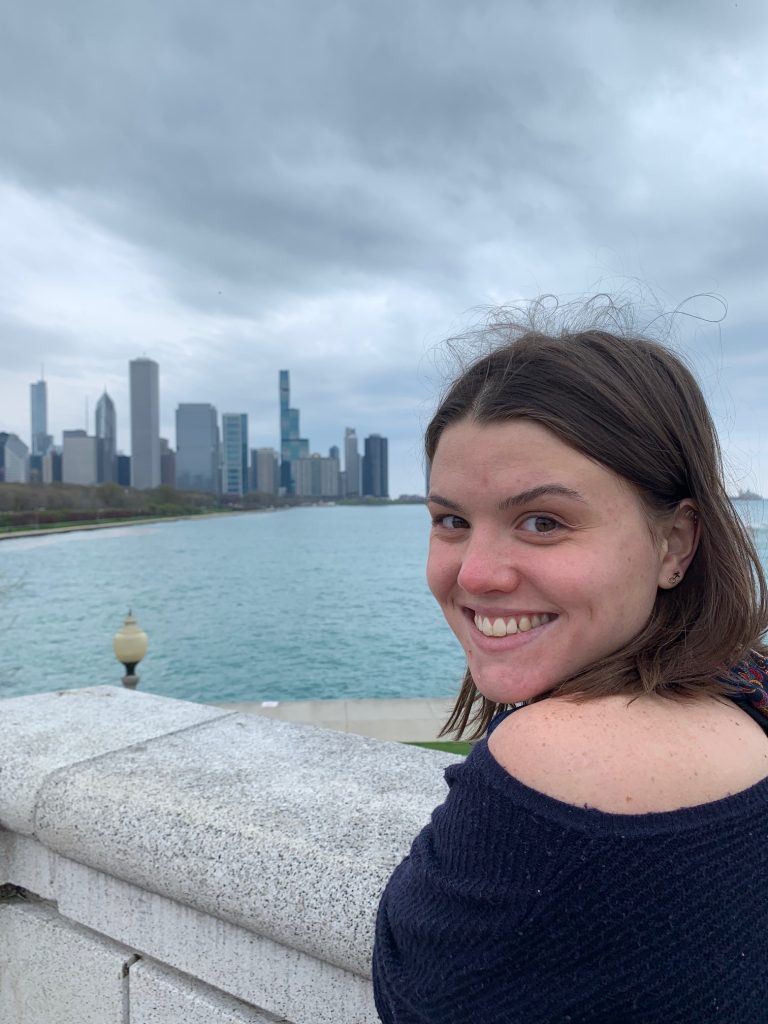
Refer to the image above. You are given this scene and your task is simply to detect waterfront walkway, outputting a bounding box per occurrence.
[214,696,455,742]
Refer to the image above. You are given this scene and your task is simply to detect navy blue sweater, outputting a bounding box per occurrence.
[373,733,768,1023]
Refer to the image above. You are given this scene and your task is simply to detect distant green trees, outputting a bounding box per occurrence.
[0,483,425,534]
[0,482,213,532]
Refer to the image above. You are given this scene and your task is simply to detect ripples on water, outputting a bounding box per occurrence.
[3,501,768,703]
[0,505,464,702]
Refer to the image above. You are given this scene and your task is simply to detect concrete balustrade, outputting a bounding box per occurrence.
[0,686,461,1023]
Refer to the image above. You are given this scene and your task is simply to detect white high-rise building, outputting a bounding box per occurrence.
[62,430,98,485]
[30,380,52,456]
[294,453,340,498]
[130,358,160,489]
[95,391,117,482]
[344,427,360,497]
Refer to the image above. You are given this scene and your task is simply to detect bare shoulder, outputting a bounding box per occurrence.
[487,693,768,814]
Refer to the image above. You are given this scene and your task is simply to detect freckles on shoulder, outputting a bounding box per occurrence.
[489,701,595,777]
[486,695,768,814]
[486,699,641,810]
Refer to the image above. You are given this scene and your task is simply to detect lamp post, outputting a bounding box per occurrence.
[113,612,148,689]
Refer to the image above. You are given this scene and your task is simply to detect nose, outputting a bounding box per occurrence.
[456,529,521,595]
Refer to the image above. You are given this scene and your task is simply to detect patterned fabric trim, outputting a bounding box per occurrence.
[719,651,768,722]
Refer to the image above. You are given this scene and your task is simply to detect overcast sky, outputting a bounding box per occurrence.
[1,0,767,497]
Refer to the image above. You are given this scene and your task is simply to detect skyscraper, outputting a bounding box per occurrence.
[175,404,219,493]
[0,433,29,482]
[251,447,279,494]
[293,453,340,498]
[344,427,361,497]
[222,413,249,497]
[160,437,176,486]
[278,370,309,494]
[362,434,389,498]
[62,430,98,485]
[129,358,160,489]
[30,380,52,456]
[95,390,117,482]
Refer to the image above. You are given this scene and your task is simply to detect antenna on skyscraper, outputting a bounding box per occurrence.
[85,396,89,433]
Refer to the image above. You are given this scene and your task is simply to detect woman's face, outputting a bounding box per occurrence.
[426,418,668,704]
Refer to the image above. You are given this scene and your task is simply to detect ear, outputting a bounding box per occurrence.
[657,500,700,589]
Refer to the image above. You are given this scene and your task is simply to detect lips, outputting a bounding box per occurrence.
[472,612,554,637]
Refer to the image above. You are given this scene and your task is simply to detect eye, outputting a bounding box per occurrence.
[432,513,469,530]
[519,514,562,535]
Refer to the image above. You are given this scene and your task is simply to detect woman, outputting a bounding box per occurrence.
[372,310,768,1023]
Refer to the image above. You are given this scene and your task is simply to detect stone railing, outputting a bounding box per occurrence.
[0,686,459,1023]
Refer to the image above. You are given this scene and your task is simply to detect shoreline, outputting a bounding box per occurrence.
[0,500,425,542]
[0,509,258,542]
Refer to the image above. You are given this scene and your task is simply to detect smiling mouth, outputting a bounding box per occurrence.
[472,612,555,637]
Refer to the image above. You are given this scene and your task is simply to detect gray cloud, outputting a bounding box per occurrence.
[1,0,767,494]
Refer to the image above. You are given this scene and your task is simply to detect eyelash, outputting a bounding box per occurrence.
[520,514,562,535]
[431,514,469,530]
[431,513,564,535]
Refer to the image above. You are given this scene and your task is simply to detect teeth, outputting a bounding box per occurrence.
[473,612,553,637]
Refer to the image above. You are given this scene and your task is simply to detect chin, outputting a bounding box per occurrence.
[471,672,552,706]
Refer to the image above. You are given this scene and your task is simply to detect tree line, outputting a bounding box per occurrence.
[0,483,423,531]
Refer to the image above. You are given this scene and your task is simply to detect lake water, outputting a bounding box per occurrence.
[0,505,464,703]
[3,501,768,704]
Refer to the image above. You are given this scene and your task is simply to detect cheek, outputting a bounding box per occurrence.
[594,536,661,619]
[426,545,455,603]
[620,537,664,597]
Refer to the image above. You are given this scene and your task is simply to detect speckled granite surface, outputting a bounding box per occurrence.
[0,686,228,833]
[0,685,460,978]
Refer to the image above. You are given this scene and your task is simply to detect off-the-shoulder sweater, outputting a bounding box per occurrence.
[372,717,768,1023]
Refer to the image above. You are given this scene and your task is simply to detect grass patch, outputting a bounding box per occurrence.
[406,740,472,755]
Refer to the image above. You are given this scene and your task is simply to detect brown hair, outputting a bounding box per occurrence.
[427,307,768,739]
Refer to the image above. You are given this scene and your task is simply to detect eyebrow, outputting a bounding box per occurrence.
[427,484,587,515]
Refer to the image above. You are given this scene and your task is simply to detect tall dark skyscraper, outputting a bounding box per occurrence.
[278,370,309,494]
[362,434,389,498]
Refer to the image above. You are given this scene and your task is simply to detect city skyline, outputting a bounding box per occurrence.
[4,360,393,497]
[4,353,426,496]
[6,362,399,493]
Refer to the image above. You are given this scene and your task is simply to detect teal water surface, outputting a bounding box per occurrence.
[0,505,464,703]
[3,501,767,704]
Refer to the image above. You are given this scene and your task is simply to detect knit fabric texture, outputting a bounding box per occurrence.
[373,725,768,1023]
